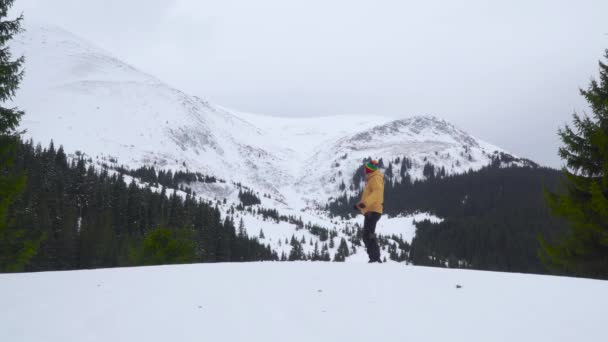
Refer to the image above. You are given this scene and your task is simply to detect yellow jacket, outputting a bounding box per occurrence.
[358,170,384,214]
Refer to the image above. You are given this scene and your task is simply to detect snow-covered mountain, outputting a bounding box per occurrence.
[11,23,520,206]
[9,23,532,261]
[11,24,285,197]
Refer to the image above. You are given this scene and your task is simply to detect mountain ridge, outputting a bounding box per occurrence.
[11,22,532,209]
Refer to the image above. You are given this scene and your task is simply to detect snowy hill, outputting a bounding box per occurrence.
[11,25,280,194]
[9,23,533,262]
[11,23,522,206]
[2,263,606,342]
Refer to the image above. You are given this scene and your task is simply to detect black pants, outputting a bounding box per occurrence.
[363,212,381,262]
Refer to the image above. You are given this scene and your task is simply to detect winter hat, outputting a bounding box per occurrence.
[364,160,379,174]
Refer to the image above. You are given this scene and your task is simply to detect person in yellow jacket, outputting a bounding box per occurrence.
[355,160,384,263]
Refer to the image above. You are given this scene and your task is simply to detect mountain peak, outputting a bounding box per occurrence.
[347,115,479,148]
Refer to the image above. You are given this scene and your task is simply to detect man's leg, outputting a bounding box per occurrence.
[363,212,381,262]
[362,215,372,255]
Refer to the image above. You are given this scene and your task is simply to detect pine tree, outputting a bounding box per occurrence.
[333,238,350,262]
[0,1,23,137]
[0,3,37,272]
[288,237,305,261]
[237,218,246,238]
[541,50,608,279]
[312,241,320,261]
[385,162,394,179]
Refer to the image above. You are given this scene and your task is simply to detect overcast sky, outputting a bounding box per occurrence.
[14,0,608,167]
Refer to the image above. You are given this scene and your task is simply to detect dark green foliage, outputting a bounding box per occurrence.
[237,218,247,238]
[0,1,24,135]
[385,162,394,179]
[400,157,413,180]
[288,235,306,261]
[406,166,567,274]
[422,163,446,180]
[321,243,331,261]
[310,241,321,261]
[387,236,410,262]
[422,163,435,179]
[115,165,218,189]
[132,227,198,266]
[239,189,261,206]
[306,224,330,241]
[333,238,350,262]
[0,140,38,272]
[257,207,280,222]
[0,3,39,272]
[3,140,277,272]
[541,50,608,279]
[328,162,569,274]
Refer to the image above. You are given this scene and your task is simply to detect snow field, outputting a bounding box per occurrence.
[1,263,606,342]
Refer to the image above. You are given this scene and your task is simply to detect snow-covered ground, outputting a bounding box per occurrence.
[366,212,443,243]
[235,208,443,260]
[1,263,606,342]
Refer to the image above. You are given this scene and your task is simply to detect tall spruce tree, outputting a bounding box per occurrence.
[0,1,36,272]
[0,1,23,135]
[541,49,608,279]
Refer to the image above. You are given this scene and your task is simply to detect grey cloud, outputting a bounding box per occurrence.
[14,0,608,167]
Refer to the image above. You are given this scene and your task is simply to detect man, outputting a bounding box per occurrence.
[355,160,384,263]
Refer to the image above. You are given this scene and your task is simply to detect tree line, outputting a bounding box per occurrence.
[3,139,278,271]
[327,160,570,275]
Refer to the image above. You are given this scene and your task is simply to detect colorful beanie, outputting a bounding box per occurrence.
[364,160,379,173]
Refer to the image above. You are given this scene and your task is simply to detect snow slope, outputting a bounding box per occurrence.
[1,263,606,342]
